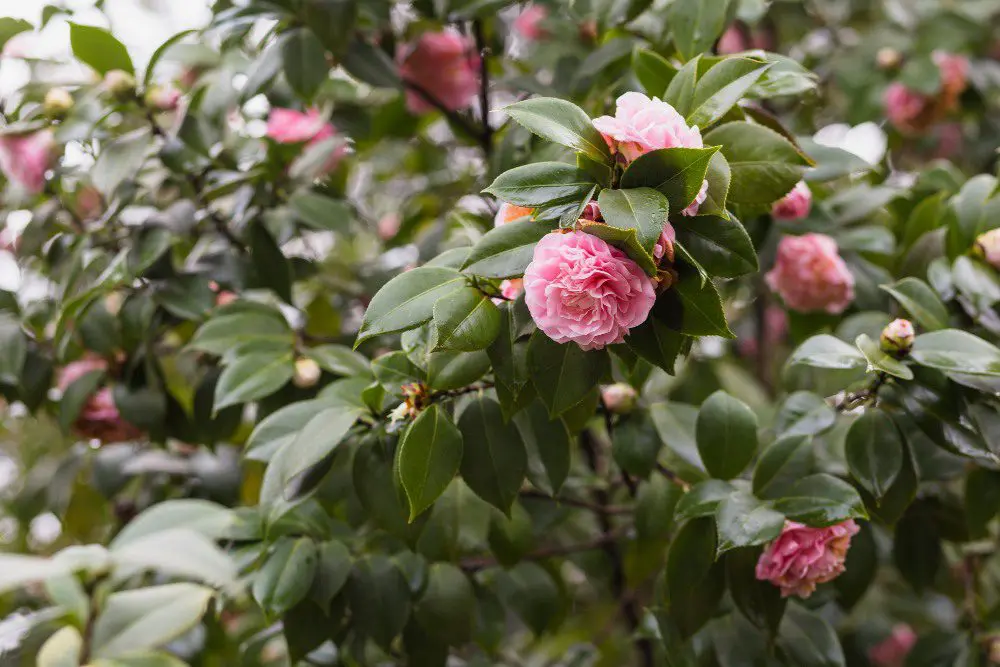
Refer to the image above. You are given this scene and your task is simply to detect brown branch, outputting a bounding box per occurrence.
[431,382,494,400]
[472,19,493,157]
[834,372,888,412]
[402,78,485,146]
[460,528,628,572]
[656,463,691,491]
[520,489,632,515]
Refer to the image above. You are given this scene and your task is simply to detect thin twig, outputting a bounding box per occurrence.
[520,489,632,515]
[471,19,493,157]
[834,372,888,412]
[460,528,628,572]
[402,78,484,145]
[656,463,691,491]
[431,382,495,400]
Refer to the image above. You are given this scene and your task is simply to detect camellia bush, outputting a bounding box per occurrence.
[2,0,1000,665]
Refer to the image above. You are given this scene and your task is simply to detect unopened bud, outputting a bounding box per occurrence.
[880,318,915,355]
[974,228,1000,270]
[293,357,322,388]
[103,69,136,100]
[579,200,602,222]
[602,383,638,414]
[579,19,598,44]
[143,85,180,111]
[876,47,901,70]
[43,87,74,118]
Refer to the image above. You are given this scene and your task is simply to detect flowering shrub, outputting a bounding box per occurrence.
[1,1,1000,666]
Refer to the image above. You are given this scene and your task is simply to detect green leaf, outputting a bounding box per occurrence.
[92,584,214,659]
[910,329,1000,377]
[503,97,612,164]
[880,277,949,331]
[58,369,105,434]
[397,405,463,520]
[356,267,466,344]
[672,214,757,278]
[788,334,866,370]
[214,351,294,410]
[497,562,563,635]
[414,563,475,646]
[893,503,941,593]
[110,499,234,549]
[310,540,352,610]
[666,517,725,638]
[341,37,400,88]
[93,129,152,197]
[458,397,527,515]
[612,412,663,478]
[845,410,904,501]
[143,29,196,89]
[668,0,734,61]
[513,400,572,494]
[726,546,786,637]
[304,344,371,377]
[855,333,913,380]
[703,121,810,205]
[426,350,490,391]
[110,529,237,590]
[282,28,328,101]
[753,434,813,499]
[245,399,329,461]
[776,603,846,667]
[461,219,557,279]
[714,491,785,554]
[253,538,318,617]
[432,287,501,352]
[688,58,771,129]
[0,313,26,385]
[288,191,353,232]
[774,392,835,438]
[578,219,657,276]
[38,626,82,667]
[674,479,736,521]
[660,271,736,337]
[700,151,731,216]
[625,314,687,374]
[772,474,868,526]
[0,18,31,54]
[189,312,294,358]
[620,147,718,215]
[249,221,293,303]
[372,351,424,392]
[484,162,597,207]
[965,468,1000,539]
[664,56,700,115]
[696,390,758,479]
[302,0,357,55]
[347,556,411,648]
[528,330,610,418]
[633,47,677,97]
[597,187,669,256]
[69,22,134,74]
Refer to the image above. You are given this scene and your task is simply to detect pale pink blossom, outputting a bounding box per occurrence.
[0,130,56,194]
[398,30,480,114]
[766,234,855,314]
[717,26,747,54]
[494,203,534,227]
[58,357,142,444]
[755,520,860,598]
[933,50,969,99]
[884,82,929,133]
[977,229,1000,269]
[593,92,708,215]
[513,5,548,40]
[771,181,812,222]
[266,108,345,173]
[523,231,655,350]
[499,278,523,300]
[869,624,917,667]
[378,214,401,240]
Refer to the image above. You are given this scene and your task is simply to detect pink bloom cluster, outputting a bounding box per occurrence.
[593,93,707,216]
[756,520,860,598]
[869,624,917,667]
[771,181,812,222]
[58,357,142,444]
[0,130,56,194]
[883,83,931,133]
[766,233,855,314]
[398,30,480,114]
[884,51,969,133]
[513,5,548,41]
[524,231,655,350]
[266,108,345,174]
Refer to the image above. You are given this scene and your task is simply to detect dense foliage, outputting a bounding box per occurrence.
[2,1,1000,666]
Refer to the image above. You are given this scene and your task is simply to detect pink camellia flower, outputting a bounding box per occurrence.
[933,50,969,99]
[884,82,929,133]
[717,25,747,54]
[653,223,676,262]
[975,228,1000,269]
[0,130,56,194]
[593,92,708,215]
[755,520,860,598]
[499,278,523,300]
[765,233,855,314]
[580,200,603,222]
[58,357,142,444]
[869,624,918,667]
[513,4,548,40]
[266,108,345,173]
[523,231,655,350]
[398,30,480,114]
[771,181,812,222]
[494,202,534,227]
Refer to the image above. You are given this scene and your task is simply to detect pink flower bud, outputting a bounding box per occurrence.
[601,383,638,414]
[579,200,603,222]
[593,93,708,215]
[523,231,655,350]
[933,50,969,99]
[144,85,181,111]
[884,82,929,134]
[293,357,322,388]
[513,4,548,41]
[756,520,860,598]
[378,214,401,240]
[499,278,523,301]
[266,108,345,174]
[717,26,748,55]
[0,130,57,194]
[103,69,136,99]
[398,30,480,114]
[880,318,915,354]
[869,624,917,667]
[765,234,855,314]
[43,88,74,118]
[876,47,901,70]
[653,223,676,263]
[771,181,812,222]
[494,203,534,227]
[975,228,1000,269]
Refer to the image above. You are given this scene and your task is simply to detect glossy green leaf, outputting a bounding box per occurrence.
[881,279,949,332]
[398,405,463,520]
[503,97,611,164]
[92,584,214,659]
[432,287,501,352]
[484,162,597,207]
[69,22,133,74]
[715,491,784,554]
[774,392,835,438]
[633,47,677,97]
[282,28,327,101]
[776,603,846,667]
[910,329,1000,377]
[674,479,736,521]
[788,334,866,370]
[696,390,758,479]
[666,517,725,638]
[855,333,913,380]
[703,121,810,205]
[620,147,718,215]
[753,434,813,499]
[845,410,904,500]
[528,330,610,418]
[597,187,669,255]
[672,214,757,277]
[772,474,868,526]
[668,0,734,61]
[726,546,786,637]
[461,218,557,279]
[458,396,527,515]
[414,563,475,646]
[213,351,294,410]
[688,58,771,129]
[356,267,466,344]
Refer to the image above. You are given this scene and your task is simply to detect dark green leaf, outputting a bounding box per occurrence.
[288,192,353,232]
[788,334,866,370]
[774,392,835,438]
[461,219,557,279]
[688,58,771,129]
[503,97,611,164]
[432,287,501,352]
[612,412,662,478]
[302,0,357,55]
[703,121,810,205]
[69,23,133,74]
[282,28,328,101]
[620,147,718,215]
[528,330,610,418]
[347,556,411,648]
[845,410,904,501]
[672,214,757,277]
[414,563,475,646]
[458,397,527,515]
[726,546,785,637]
[668,0,734,61]
[597,187,669,256]
[356,267,465,344]
[893,504,941,592]
[910,329,1000,377]
[214,352,294,411]
[397,405,463,520]
[753,435,813,499]
[633,47,677,97]
[776,603,846,667]
[58,369,105,434]
[772,474,868,526]
[715,491,784,554]
[513,399,571,494]
[675,479,736,521]
[665,517,725,638]
[578,219,657,276]
[484,162,597,207]
[0,314,26,385]
[696,390,758,480]
[252,538,319,617]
